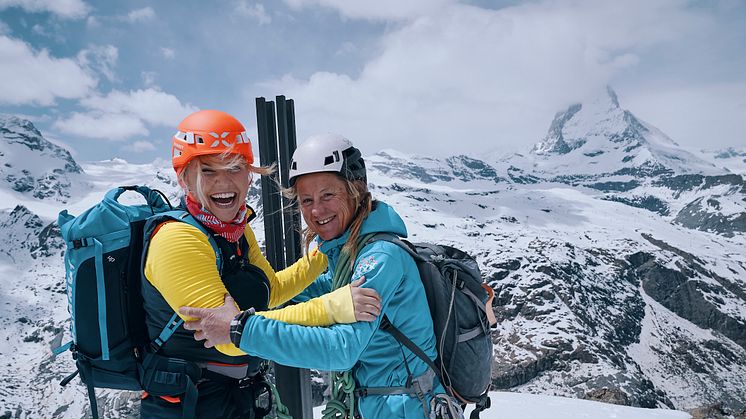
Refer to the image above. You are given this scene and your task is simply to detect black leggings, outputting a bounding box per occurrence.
[140,374,266,419]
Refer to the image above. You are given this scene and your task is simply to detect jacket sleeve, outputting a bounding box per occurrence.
[244,226,329,307]
[292,269,334,303]
[238,245,407,370]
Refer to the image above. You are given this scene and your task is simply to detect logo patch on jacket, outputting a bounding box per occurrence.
[353,255,379,279]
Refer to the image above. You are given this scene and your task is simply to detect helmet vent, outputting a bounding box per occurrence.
[324,155,334,165]
[291,161,297,170]
[196,136,204,144]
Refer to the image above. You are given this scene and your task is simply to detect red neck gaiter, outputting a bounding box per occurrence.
[185,194,247,243]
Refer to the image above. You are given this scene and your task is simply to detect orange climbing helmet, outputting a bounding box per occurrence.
[171,110,254,174]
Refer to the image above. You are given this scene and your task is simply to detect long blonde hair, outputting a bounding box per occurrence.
[178,152,275,207]
[287,177,373,263]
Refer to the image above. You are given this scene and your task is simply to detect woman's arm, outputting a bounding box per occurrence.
[147,222,377,351]
[182,243,407,368]
[246,226,379,325]
[145,221,243,356]
[244,226,328,307]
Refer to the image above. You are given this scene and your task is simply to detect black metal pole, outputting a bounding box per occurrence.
[276,95,302,263]
[255,96,313,419]
[256,97,284,270]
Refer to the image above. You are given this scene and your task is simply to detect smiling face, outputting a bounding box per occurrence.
[296,172,356,241]
[182,154,251,222]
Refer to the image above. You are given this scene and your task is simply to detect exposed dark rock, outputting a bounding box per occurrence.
[630,250,746,350]
[688,403,746,419]
[446,155,506,183]
[612,162,672,178]
[534,103,585,155]
[507,166,542,184]
[603,195,670,215]
[584,150,605,157]
[584,387,630,405]
[586,180,640,192]
[674,196,746,236]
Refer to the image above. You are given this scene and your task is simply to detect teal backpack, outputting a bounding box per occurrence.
[55,185,222,419]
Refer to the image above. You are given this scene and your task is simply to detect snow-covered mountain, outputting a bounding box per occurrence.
[527,87,722,179]
[0,98,744,419]
[0,114,87,203]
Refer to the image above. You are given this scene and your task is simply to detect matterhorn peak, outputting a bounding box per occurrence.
[529,87,720,177]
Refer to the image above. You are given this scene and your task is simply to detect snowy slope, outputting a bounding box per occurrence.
[313,392,693,418]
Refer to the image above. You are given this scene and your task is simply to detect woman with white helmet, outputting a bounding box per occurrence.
[140,111,382,419]
[181,134,459,418]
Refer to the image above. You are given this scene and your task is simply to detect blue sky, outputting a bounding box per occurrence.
[0,0,744,164]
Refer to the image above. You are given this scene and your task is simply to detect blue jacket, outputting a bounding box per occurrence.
[237,201,444,418]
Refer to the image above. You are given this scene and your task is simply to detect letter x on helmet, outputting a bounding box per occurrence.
[171,110,253,175]
[288,134,366,186]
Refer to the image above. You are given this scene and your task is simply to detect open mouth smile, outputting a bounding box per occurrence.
[210,192,237,207]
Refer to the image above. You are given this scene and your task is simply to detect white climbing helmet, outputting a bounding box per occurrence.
[288,134,366,186]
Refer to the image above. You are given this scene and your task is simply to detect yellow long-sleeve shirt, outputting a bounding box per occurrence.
[144,221,355,356]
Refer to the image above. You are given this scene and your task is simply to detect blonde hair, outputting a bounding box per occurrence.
[178,152,275,208]
[287,176,373,264]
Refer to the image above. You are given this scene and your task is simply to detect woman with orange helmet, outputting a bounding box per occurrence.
[139,110,382,418]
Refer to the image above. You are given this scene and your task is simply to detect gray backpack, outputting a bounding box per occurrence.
[369,234,496,417]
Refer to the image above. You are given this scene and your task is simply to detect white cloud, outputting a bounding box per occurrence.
[132,140,157,152]
[86,15,99,28]
[283,0,453,20]
[0,0,89,19]
[31,24,44,34]
[77,44,118,82]
[123,7,156,23]
[335,41,356,56]
[160,47,175,59]
[54,88,198,141]
[141,71,157,87]
[0,35,96,105]
[80,88,197,126]
[234,1,271,25]
[260,0,714,157]
[53,111,146,139]
[624,83,746,150]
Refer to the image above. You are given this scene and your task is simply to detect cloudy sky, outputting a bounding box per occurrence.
[0,0,744,163]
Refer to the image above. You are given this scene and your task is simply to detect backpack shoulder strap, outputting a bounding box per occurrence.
[380,315,441,380]
[365,234,443,382]
[365,233,425,263]
[143,210,224,352]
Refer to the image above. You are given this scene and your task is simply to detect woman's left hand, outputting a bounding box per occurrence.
[350,276,381,322]
[180,294,239,348]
